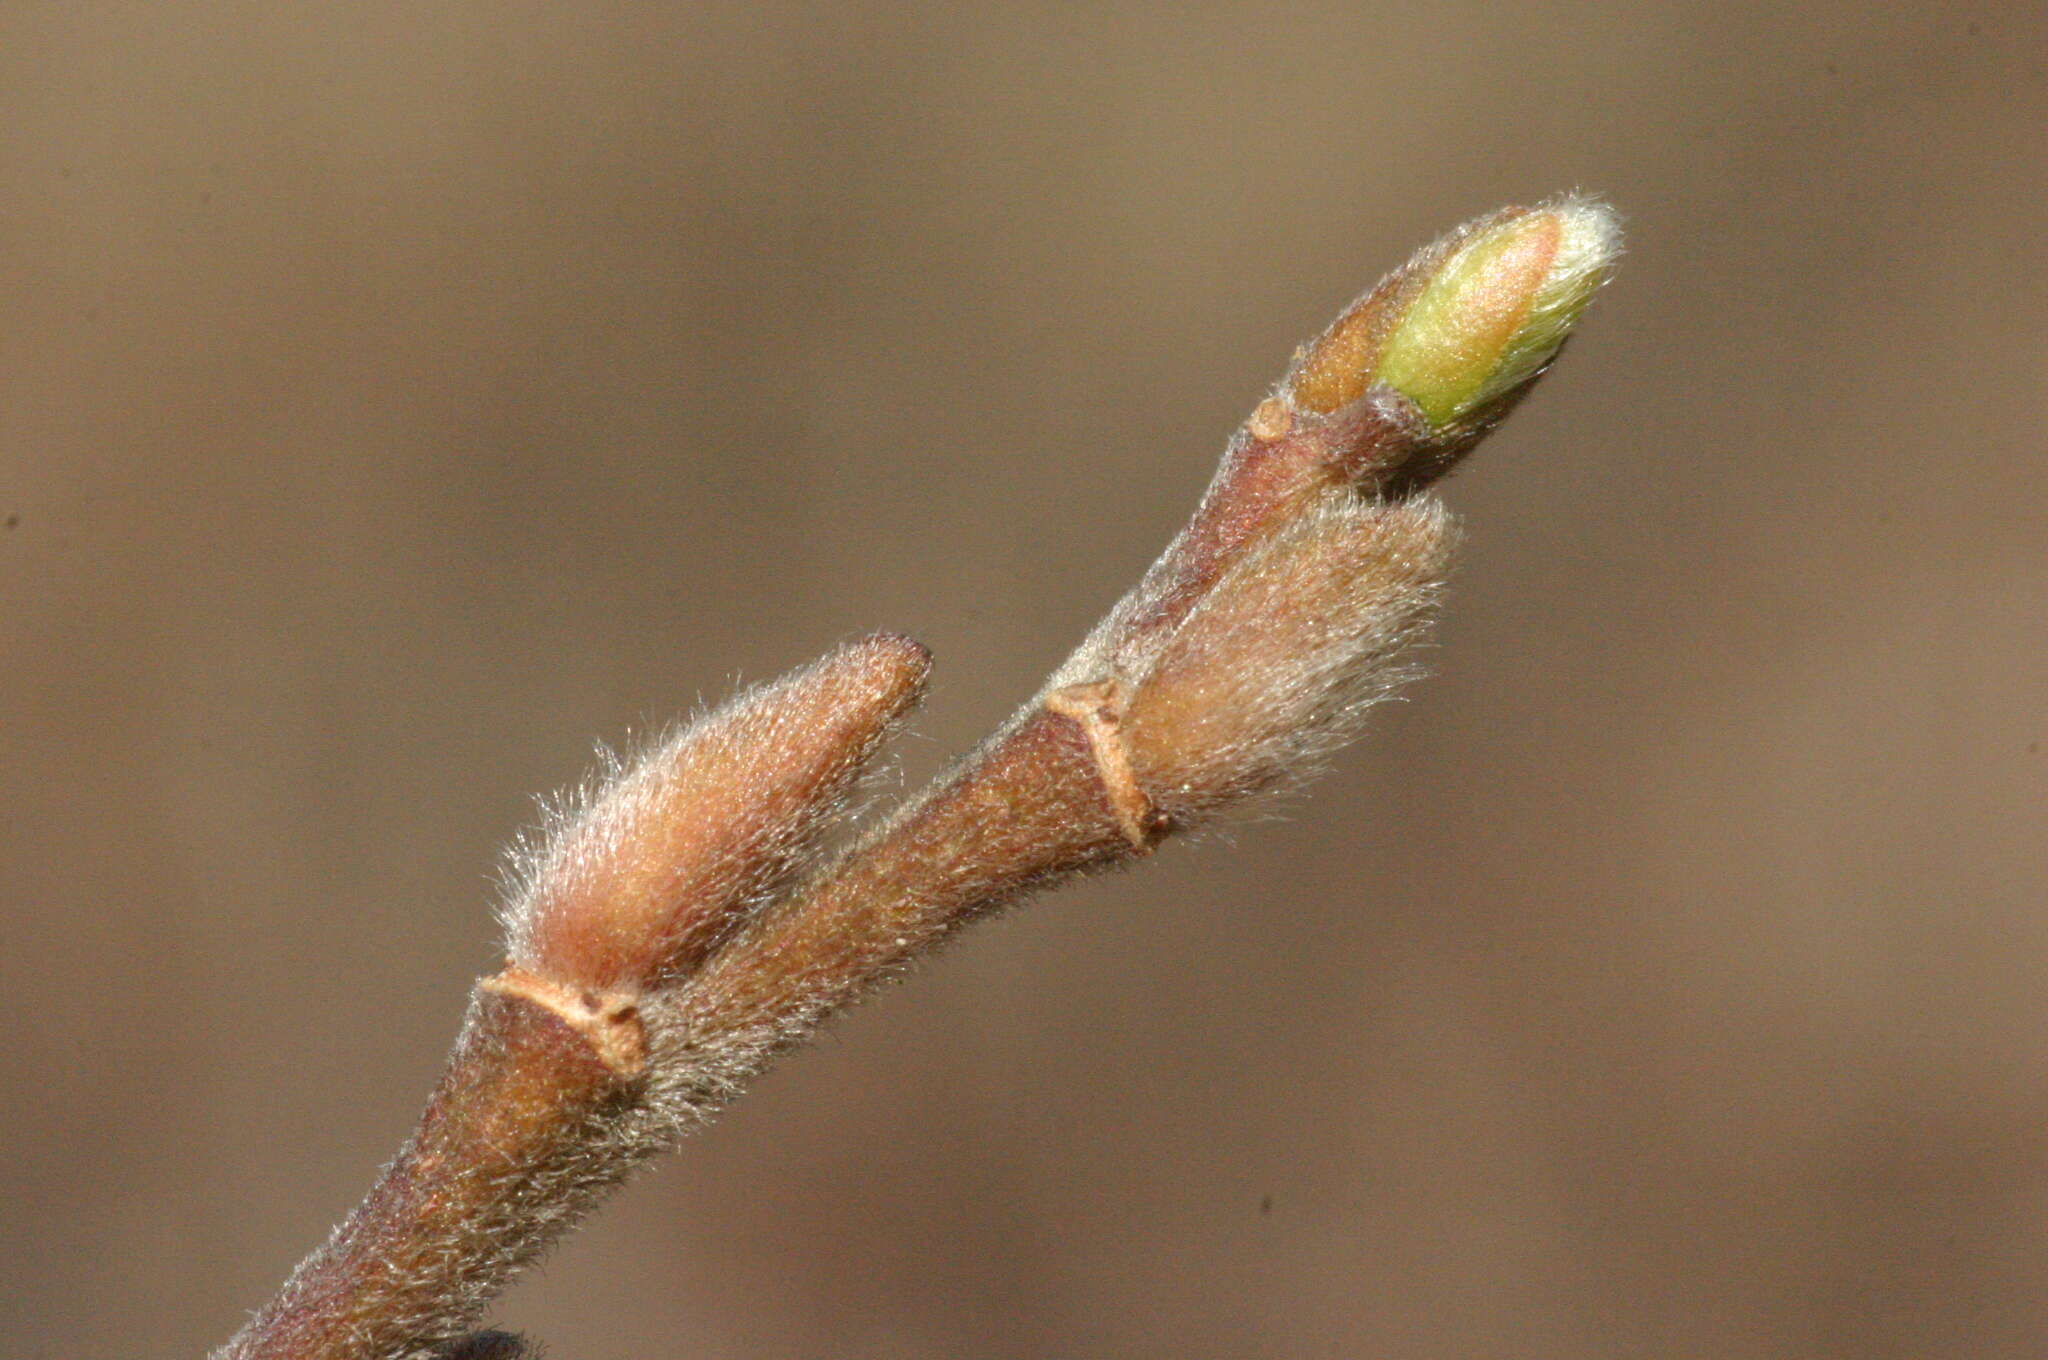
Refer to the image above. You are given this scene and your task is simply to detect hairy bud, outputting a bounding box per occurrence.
[1284,196,1619,482]
[504,631,930,992]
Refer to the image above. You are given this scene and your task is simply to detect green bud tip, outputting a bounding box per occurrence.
[1289,196,1621,428]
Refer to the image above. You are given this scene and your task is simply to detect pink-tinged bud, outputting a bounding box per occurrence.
[505,631,930,992]
[1121,497,1454,815]
[1286,197,1620,431]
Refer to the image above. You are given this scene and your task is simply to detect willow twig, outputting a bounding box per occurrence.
[215,196,1619,1360]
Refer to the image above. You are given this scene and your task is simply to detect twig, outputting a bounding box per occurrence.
[214,195,1619,1360]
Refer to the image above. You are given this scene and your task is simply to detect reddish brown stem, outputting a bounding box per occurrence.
[221,987,643,1360]
[214,198,1617,1360]
[680,700,1145,1047]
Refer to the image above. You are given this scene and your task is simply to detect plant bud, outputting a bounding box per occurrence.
[1120,497,1454,815]
[1288,197,1619,432]
[505,631,930,991]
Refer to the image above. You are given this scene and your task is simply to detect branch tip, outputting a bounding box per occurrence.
[1282,195,1620,476]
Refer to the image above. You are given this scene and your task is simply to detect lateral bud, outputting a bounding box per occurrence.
[1120,497,1454,816]
[504,631,931,993]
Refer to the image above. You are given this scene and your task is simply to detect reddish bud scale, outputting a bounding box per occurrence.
[510,631,930,992]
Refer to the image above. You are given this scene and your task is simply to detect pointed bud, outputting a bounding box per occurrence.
[1121,497,1453,815]
[1372,198,1618,426]
[505,632,930,992]
[1288,197,1619,432]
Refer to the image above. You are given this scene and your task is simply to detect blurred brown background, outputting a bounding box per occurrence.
[4,3,2043,1357]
